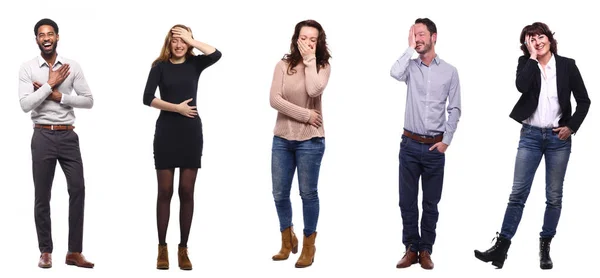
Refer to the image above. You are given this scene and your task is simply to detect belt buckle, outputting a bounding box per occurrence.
[51,125,54,130]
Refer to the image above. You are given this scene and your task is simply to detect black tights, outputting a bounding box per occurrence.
[156,168,198,247]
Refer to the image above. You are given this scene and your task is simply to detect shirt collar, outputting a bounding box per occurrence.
[537,53,556,70]
[37,54,64,68]
[417,55,440,66]
[547,54,556,69]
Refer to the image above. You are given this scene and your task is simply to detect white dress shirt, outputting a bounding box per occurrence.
[523,54,561,128]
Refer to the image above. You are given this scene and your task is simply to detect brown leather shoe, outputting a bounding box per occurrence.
[396,248,418,268]
[65,252,94,268]
[178,246,192,270]
[157,244,169,269]
[272,226,299,261]
[38,253,52,268]
[419,250,434,270]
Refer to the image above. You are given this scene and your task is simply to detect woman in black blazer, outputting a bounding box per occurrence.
[474,22,591,270]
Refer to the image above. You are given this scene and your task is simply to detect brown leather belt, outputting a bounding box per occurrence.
[403,130,442,144]
[34,124,75,130]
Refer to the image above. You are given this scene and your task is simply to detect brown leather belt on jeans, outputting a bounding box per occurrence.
[34,124,75,130]
[403,130,442,144]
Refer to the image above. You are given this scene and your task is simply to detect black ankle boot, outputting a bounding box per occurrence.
[540,237,553,269]
[474,233,512,269]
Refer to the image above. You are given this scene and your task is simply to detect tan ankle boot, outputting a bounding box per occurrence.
[178,246,192,270]
[295,232,317,268]
[272,226,299,260]
[156,244,169,269]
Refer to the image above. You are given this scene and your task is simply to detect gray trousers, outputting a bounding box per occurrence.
[31,128,85,253]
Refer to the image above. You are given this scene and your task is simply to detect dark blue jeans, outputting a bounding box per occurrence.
[399,132,445,255]
[500,124,571,239]
[272,136,325,237]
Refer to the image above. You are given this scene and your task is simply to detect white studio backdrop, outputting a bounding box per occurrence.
[0,0,597,277]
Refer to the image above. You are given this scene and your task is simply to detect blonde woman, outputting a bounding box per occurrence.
[142,24,221,270]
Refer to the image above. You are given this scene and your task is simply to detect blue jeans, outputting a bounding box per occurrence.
[272,136,325,237]
[500,124,571,239]
[399,132,445,255]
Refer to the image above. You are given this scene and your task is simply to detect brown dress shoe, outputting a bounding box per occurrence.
[272,226,299,261]
[396,248,418,268]
[419,250,434,270]
[178,246,192,270]
[295,232,317,268]
[65,252,95,268]
[38,253,52,268]
[157,244,169,269]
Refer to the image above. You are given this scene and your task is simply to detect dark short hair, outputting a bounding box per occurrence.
[519,22,557,56]
[34,18,59,36]
[415,18,437,35]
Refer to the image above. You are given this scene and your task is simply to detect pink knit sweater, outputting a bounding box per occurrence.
[269,56,331,141]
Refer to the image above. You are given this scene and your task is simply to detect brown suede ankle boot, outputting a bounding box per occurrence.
[295,232,317,268]
[156,244,169,270]
[272,226,299,261]
[178,246,192,270]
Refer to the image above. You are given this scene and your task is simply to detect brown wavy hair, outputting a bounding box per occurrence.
[282,19,331,75]
[152,24,196,67]
[519,22,557,57]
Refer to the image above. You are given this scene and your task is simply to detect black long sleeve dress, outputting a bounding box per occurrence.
[143,50,222,169]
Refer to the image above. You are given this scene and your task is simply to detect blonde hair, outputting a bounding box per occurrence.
[152,24,195,67]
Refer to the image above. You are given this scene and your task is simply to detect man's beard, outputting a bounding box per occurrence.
[415,41,431,54]
[37,41,58,56]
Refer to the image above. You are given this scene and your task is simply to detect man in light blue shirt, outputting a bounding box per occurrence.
[391,18,461,270]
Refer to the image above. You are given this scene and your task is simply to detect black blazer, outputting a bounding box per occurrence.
[509,54,591,133]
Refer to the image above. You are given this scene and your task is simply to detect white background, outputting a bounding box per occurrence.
[0,0,597,277]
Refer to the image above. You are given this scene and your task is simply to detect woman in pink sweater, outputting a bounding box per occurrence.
[269,19,331,268]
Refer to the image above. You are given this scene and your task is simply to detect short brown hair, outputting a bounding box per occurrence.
[519,22,557,56]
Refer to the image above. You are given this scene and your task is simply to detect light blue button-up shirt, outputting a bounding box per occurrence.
[391,47,461,145]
